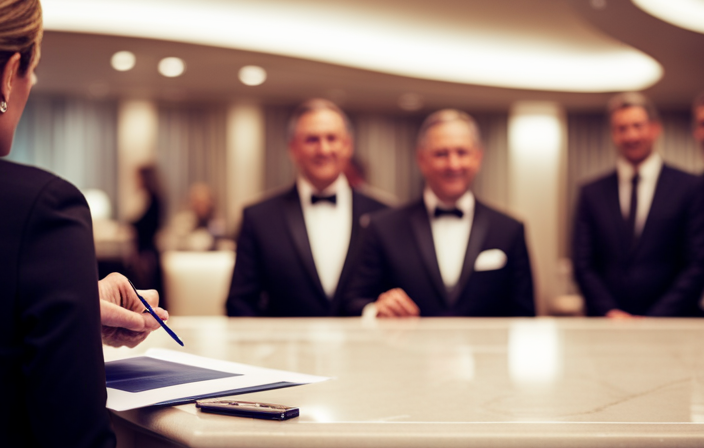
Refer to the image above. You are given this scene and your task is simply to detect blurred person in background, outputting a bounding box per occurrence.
[226,98,388,316]
[160,182,228,251]
[130,164,165,297]
[0,1,167,447]
[572,92,704,318]
[344,109,535,317]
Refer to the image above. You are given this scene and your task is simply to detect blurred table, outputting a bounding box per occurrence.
[105,317,704,448]
[94,219,134,261]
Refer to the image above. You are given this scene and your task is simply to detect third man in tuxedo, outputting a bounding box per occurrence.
[344,109,535,317]
[572,92,704,318]
[226,99,388,317]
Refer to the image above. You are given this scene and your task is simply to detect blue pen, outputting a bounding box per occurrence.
[127,278,184,347]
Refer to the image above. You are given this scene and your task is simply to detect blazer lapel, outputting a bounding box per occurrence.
[600,173,631,255]
[283,187,327,299]
[449,201,490,306]
[410,200,449,303]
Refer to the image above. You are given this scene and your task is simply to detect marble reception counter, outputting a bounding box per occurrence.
[105,317,704,448]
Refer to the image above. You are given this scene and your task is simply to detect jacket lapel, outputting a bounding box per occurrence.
[410,200,449,303]
[283,187,327,300]
[335,190,364,287]
[332,190,364,305]
[601,173,630,255]
[635,165,669,254]
[449,201,490,306]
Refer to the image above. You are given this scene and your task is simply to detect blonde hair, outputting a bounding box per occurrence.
[0,0,42,76]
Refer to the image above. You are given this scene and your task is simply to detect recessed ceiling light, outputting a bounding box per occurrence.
[158,57,185,78]
[238,65,267,86]
[633,0,704,34]
[111,50,135,71]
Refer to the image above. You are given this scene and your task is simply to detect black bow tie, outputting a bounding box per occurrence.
[434,206,463,219]
[311,194,337,205]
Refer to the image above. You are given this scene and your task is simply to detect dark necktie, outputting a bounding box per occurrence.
[434,206,463,219]
[311,194,336,205]
[625,172,640,248]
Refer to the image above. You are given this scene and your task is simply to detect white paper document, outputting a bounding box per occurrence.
[106,348,329,411]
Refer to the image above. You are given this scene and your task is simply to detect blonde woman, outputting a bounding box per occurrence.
[0,1,167,446]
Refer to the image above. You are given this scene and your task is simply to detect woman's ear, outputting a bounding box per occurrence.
[1,53,21,104]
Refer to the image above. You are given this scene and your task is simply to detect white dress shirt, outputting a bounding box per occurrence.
[616,152,663,237]
[424,188,475,290]
[297,175,352,298]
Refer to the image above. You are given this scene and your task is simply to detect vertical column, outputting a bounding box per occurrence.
[226,102,265,234]
[507,102,567,316]
[117,99,158,221]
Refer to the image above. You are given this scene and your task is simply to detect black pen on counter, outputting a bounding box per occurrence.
[127,278,184,347]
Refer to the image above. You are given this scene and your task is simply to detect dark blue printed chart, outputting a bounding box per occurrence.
[106,357,241,393]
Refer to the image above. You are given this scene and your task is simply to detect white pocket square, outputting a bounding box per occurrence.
[474,249,507,272]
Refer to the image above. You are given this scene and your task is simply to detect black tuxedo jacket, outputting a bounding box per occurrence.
[343,198,535,317]
[572,164,704,316]
[226,185,388,317]
[0,160,115,447]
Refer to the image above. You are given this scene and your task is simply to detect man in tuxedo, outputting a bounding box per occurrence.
[572,92,704,318]
[343,109,535,317]
[226,99,388,317]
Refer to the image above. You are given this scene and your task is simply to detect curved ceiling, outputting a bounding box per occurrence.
[42,0,662,93]
[633,0,704,35]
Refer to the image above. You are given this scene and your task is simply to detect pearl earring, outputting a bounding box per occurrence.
[0,101,7,113]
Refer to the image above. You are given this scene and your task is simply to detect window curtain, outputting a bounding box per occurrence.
[7,94,119,209]
[156,103,228,223]
[263,105,296,192]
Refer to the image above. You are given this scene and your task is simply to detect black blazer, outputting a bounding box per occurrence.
[343,199,535,317]
[226,185,388,317]
[0,160,115,447]
[572,164,704,316]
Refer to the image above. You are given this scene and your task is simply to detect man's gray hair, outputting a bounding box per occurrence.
[607,92,660,122]
[286,98,353,143]
[417,109,482,149]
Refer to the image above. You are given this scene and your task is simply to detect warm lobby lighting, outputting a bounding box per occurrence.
[42,0,662,92]
[111,51,135,71]
[158,57,186,78]
[238,65,267,86]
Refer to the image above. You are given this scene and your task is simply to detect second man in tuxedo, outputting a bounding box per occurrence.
[226,99,388,317]
[344,109,535,317]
